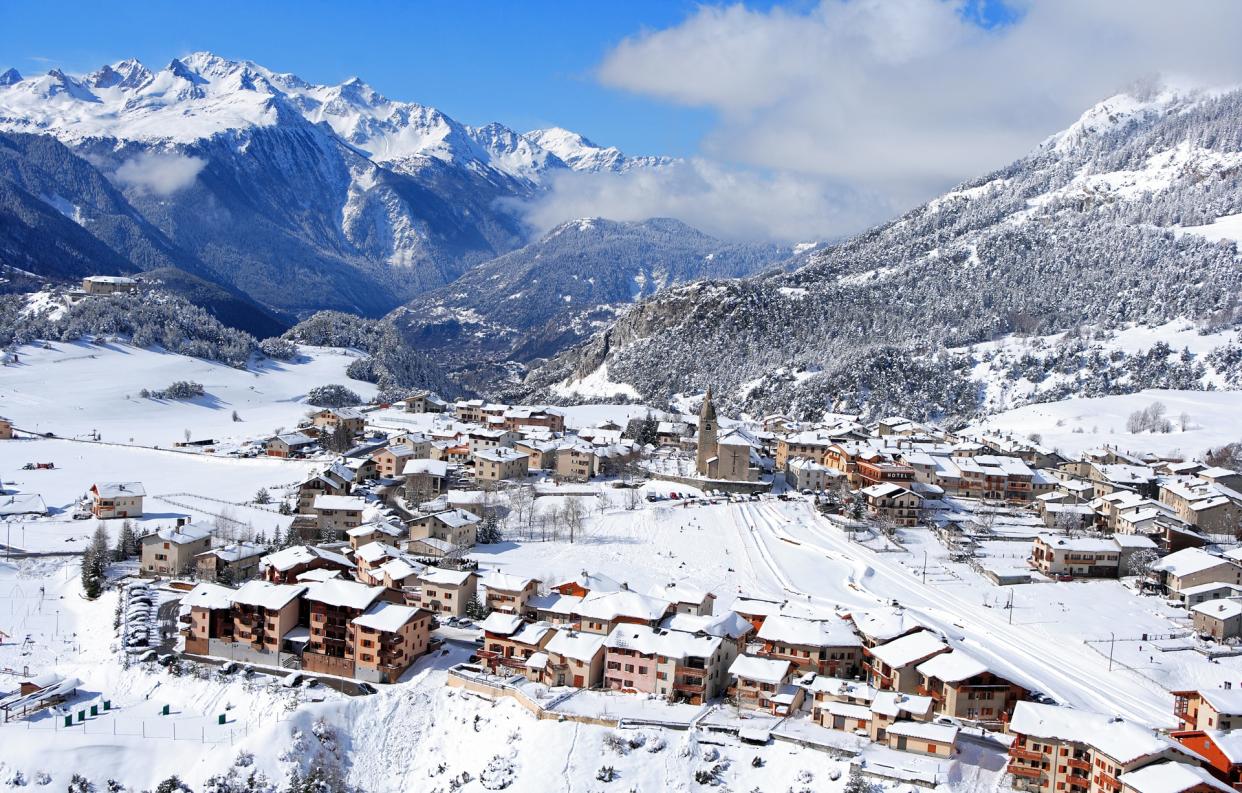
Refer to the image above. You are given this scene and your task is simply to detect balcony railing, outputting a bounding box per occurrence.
[1006,763,1043,780]
[1008,747,1042,762]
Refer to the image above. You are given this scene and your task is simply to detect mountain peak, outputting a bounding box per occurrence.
[0,68,21,86]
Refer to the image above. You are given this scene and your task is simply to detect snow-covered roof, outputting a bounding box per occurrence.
[480,612,525,635]
[182,582,236,610]
[93,481,145,498]
[313,494,366,512]
[197,541,266,561]
[544,628,606,662]
[731,595,785,616]
[296,568,343,583]
[270,431,314,446]
[575,590,671,623]
[511,621,555,646]
[474,447,528,463]
[376,557,424,582]
[1111,533,1158,549]
[355,541,398,564]
[529,592,583,616]
[352,601,422,633]
[860,483,915,499]
[870,691,933,718]
[481,571,538,592]
[425,508,481,528]
[647,581,712,605]
[1196,688,1242,716]
[84,275,137,285]
[1036,534,1118,553]
[405,459,448,477]
[154,522,212,544]
[915,649,989,683]
[756,614,861,648]
[728,654,791,685]
[604,624,721,661]
[849,607,924,643]
[821,700,872,721]
[1009,701,1173,763]
[660,611,753,640]
[418,567,475,587]
[1152,548,1233,577]
[304,579,384,610]
[868,630,948,668]
[554,571,623,594]
[801,675,877,702]
[886,720,959,744]
[1117,762,1231,793]
[232,580,306,610]
[346,521,404,539]
[261,545,353,572]
[0,493,47,516]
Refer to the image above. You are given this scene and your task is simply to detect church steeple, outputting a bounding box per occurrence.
[696,386,718,476]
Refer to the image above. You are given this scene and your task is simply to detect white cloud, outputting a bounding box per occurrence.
[114,151,207,195]
[529,0,1242,242]
[519,159,887,242]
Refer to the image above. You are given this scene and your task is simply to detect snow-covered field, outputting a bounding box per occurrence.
[0,339,377,446]
[970,388,1242,459]
[0,439,316,552]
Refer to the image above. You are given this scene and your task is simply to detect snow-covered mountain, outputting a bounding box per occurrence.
[389,217,793,389]
[522,127,673,173]
[0,52,672,319]
[518,85,1242,421]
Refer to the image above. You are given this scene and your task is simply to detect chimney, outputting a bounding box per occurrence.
[176,517,187,527]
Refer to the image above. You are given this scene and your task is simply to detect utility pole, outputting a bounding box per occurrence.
[1007,590,1014,625]
[922,550,928,584]
[1108,632,1115,672]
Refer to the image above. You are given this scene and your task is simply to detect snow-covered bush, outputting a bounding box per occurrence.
[478,756,515,790]
[258,337,297,360]
[144,381,206,400]
[306,384,362,408]
[596,766,617,783]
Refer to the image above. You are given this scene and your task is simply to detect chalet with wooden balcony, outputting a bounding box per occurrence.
[480,571,541,617]
[181,582,237,655]
[728,655,803,715]
[259,545,354,584]
[865,629,949,693]
[1007,701,1202,793]
[410,567,478,617]
[536,628,607,689]
[603,624,726,704]
[302,579,386,679]
[753,613,863,677]
[351,602,432,683]
[915,649,1028,725]
[477,612,555,674]
[229,580,307,656]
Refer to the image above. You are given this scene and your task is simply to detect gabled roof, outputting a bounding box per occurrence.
[232,580,306,610]
[182,582,235,610]
[868,630,948,668]
[660,611,753,640]
[915,649,990,683]
[352,601,423,633]
[93,481,145,498]
[418,567,476,587]
[756,614,861,648]
[313,494,366,512]
[729,654,791,684]
[481,570,538,592]
[480,611,525,636]
[544,628,606,662]
[304,579,385,610]
[1152,548,1233,577]
[1009,701,1174,763]
[261,544,353,572]
[1117,761,1232,793]
[604,624,721,661]
[153,522,213,546]
[575,590,671,623]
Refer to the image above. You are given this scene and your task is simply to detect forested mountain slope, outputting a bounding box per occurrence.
[519,87,1242,421]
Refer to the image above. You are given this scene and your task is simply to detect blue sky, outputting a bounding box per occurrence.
[0,0,1015,159]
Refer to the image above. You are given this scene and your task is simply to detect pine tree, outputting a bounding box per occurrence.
[464,594,490,620]
[254,488,272,505]
[475,513,502,545]
[113,519,138,562]
[269,526,283,552]
[82,524,110,598]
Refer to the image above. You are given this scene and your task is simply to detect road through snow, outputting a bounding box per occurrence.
[734,500,1173,727]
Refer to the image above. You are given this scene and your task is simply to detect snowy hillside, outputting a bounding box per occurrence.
[522,84,1242,422]
[0,338,377,446]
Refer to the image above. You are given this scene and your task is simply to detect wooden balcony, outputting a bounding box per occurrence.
[1066,758,1090,773]
[1006,763,1043,780]
[1008,747,1043,762]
